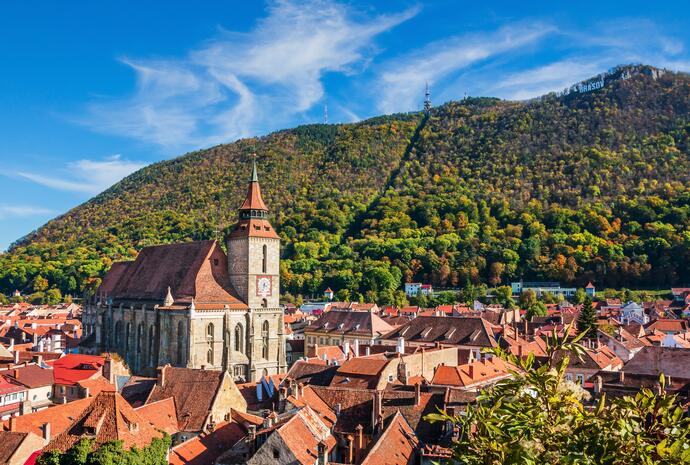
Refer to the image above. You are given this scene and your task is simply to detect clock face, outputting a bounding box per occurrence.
[256,276,272,297]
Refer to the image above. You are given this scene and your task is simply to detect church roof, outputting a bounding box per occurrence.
[101,240,246,308]
[227,218,279,239]
[239,161,268,212]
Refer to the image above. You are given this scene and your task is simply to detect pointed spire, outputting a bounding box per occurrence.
[189,297,196,311]
[164,286,174,307]
[251,155,259,182]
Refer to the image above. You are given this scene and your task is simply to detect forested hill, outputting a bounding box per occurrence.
[2,64,690,304]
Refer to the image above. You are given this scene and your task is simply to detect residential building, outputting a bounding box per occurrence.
[510,281,576,298]
[304,310,393,349]
[0,431,45,465]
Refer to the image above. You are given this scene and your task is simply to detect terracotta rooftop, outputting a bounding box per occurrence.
[276,406,336,465]
[3,364,53,389]
[2,397,92,437]
[0,431,32,465]
[360,411,418,465]
[306,310,393,337]
[145,366,228,432]
[382,316,497,348]
[431,358,513,388]
[44,391,166,453]
[283,360,338,387]
[101,240,247,308]
[169,421,246,465]
[120,376,156,407]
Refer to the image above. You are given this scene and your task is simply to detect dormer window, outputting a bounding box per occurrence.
[213,259,219,266]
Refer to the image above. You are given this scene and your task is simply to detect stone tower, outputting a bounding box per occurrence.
[227,160,281,309]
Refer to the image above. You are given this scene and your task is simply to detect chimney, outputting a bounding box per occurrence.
[397,337,405,354]
[296,383,303,400]
[593,375,603,394]
[13,351,19,365]
[365,345,370,356]
[353,340,359,358]
[335,403,341,416]
[9,417,16,432]
[103,357,114,384]
[157,365,167,387]
[372,390,383,431]
[343,341,350,359]
[618,371,625,383]
[317,441,328,465]
[414,382,421,407]
[347,435,354,464]
[42,422,51,441]
[355,424,364,449]
[13,369,18,380]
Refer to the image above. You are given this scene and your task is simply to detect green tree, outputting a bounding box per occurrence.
[577,297,598,338]
[526,301,548,320]
[493,286,515,308]
[519,289,537,309]
[426,327,690,464]
[574,288,587,304]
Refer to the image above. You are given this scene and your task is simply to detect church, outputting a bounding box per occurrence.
[81,162,286,382]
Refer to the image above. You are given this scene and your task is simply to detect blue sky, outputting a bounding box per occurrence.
[1,0,690,251]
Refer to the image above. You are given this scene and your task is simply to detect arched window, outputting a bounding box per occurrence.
[136,324,143,354]
[234,324,243,353]
[125,322,132,356]
[115,321,123,347]
[262,320,270,359]
[177,321,185,365]
[206,323,215,366]
[148,325,155,367]
[262,244,267,273]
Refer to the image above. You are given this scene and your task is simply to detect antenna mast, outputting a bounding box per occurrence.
[424,82,431,114]
[323,104,328,124]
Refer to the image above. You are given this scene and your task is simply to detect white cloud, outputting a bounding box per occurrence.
[17,155,146,195]
[0,205,54,219]
[374,22,556,114]
[84,0,419,149]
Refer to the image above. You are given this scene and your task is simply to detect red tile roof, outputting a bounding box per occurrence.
[276,406,335,465]
[44,391,166,453]
[1,397,92,437]
[360,411,418,465]
[134,397,178,435]
[169,421,246,465]
[48,354,104,385]
[102,241,247,307]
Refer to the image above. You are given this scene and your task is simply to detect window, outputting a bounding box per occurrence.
[273,448,279,459]
[262,320,270,359]
[177,321,185,365]
[148,325,155,367]
[114,321,123,347]
[234,324,244,353]
[262,244,268,273]
[565,373,573,381]
[136,324,143,354]
[261,298,267,308]
[576,374,585,385]
[388,374,394,382]
[213,258,219,266]
[206,323,215,366]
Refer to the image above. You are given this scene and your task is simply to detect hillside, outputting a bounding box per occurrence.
[1,65,689,304]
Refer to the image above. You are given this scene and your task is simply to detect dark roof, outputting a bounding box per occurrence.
[120,376,156,407]
[283,361,338,386]
[382,316,497,348]
[98,261,131,296]
[102,241,246,307]
[146,366,224,432]
[623,347,690,379]
[0,431,29,464]
[305,310,392,337]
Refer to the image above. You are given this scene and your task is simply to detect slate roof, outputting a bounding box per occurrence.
[101,240,246,307]
[382,316,497,348]
[44,391,165,453]
[145,366,225,432]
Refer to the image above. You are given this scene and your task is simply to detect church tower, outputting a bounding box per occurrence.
[227,161,280,308]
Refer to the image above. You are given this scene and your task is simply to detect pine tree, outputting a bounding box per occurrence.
[577,297,598,338]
